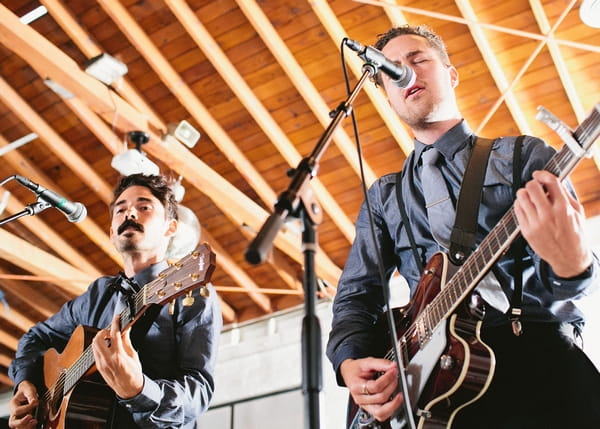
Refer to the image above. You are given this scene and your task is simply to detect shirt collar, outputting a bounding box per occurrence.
[414,120,474,163]
[131,260,170,289]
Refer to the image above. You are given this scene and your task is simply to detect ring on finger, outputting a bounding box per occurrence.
[361,383,371,395]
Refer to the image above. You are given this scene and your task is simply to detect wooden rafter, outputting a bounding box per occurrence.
[166,0,355,242]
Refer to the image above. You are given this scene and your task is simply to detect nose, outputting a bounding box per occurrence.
[124,207,137,219]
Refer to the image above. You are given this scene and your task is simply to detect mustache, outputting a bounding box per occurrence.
[117,219,144,235]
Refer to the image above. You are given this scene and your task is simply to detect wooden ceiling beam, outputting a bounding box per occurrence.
[0,3,341,290]
[0,372,13,387]
[40,0,164,132]
[309,0,415,156]
[453,0,533,134]
[529,0,600,170]
[167,0,355,243]
[0,228,93,296]
[0,78,113,205]
[200,228,272,314]
[0,270,58,320]
[0,302,37,335]
[4,192,101,276]
[0,329,18,352]
[96,0,278,209]
[0,132,123,267]
[233,0,378,186]
[356,0,600,54]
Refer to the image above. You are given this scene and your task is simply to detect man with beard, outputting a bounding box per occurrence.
[326,25,600,428]
[8,174,222,428]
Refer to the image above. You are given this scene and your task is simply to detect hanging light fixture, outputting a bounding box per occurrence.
[111,131,160,176]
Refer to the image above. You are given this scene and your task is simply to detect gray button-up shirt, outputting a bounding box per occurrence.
[327,120,599,379]
[10,260,222,428]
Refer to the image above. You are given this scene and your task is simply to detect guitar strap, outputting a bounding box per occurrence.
[396,136,494,269]
[396,136,526,326]
[447,136,495,265]
[507,135,526,335]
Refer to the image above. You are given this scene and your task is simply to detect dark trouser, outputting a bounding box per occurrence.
[453,322,600,429]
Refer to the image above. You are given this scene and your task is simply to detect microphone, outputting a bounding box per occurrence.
[344,38,416,88]
[15,175,87,223]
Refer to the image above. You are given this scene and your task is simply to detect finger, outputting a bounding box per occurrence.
[121,327,136,356]
[110,314,121,336]
[356,357,397,374]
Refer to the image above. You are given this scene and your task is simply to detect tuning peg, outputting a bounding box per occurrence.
[182,291,195,307]
[169,299,176,315]
[199,285,210,298]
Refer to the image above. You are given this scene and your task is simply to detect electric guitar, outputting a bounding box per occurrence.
[348,104,600,429]
[36,243,216,429]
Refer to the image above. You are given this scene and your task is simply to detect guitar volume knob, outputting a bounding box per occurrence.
[439,354,454,370]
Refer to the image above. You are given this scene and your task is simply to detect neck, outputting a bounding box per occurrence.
[121,251,165,277]
[412,117,462,145]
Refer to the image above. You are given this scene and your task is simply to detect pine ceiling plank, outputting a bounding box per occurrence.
[0,4,152,139]
[5,193,101,277]
[0,330,18,352]
[0,228,93,296]
[0,270,58,320]
[200,227,272,314]
[0,301,37,334]
[529,0,600,170]
[234,0,379,186]
[356,1,600,53]
[0,77,114,205]
[150,137,342,286]
[309,0,415,156]
[0,2,342,287]
[0,132,123,267]
[167,0,356,243]
[41,0,165,131]
[454,0,532,135]
[0,353,12,368]
[96,0,278,209]
[0,372,13,387]
[379,0,409,26]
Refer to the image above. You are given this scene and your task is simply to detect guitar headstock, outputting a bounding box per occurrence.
[144,243,216,306]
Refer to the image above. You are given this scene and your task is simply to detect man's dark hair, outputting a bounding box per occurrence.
[373,25,450,86]
[110,174,178,221]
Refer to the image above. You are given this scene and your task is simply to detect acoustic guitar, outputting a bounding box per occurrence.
[36,243,216,429]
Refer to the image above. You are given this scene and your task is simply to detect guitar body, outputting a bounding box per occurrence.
[38,325,114,429]
[348,253,495,429]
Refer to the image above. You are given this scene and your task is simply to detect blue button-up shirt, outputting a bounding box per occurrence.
[326,121,599,379]
[10,261,222,428]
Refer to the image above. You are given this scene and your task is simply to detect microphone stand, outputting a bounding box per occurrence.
[0,176,51,226]
[246,64,381,429]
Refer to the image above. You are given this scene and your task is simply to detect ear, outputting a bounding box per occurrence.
[449,65,459,88]
[164,218,178,238]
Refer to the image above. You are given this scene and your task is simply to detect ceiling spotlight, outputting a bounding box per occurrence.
[581,0,600,28]
[85,53,128,85]
[167,120,201,148]
[111,131,160,176]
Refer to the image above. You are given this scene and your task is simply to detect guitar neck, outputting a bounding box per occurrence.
[416,105,600,336]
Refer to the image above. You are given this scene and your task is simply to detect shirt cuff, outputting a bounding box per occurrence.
[117,374,161,412]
